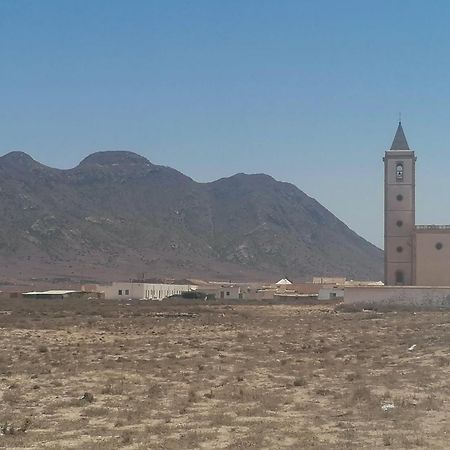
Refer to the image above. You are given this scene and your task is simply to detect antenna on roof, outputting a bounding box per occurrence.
[398,112,402,124]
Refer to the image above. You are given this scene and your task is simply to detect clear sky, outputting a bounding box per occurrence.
[2,0,450,248]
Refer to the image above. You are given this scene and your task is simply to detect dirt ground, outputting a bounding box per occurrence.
[0,298,449,449]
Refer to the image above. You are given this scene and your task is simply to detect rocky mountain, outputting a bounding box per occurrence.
[0,151,383,286]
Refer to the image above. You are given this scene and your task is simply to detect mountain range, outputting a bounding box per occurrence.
[0,150,383,287]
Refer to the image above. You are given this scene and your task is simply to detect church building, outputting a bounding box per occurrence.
[384,123,450,286]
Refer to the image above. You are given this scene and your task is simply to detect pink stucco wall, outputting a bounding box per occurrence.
[344,285,450,308]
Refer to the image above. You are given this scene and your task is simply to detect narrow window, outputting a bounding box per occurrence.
[226,291,230,296]
[396,163,404,181]
[118,290,122,295]
[125,289,129,295]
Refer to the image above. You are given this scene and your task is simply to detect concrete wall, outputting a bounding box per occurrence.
[312,277,346,285]
[414,229,450,286]
[344,286,450,308]
[318,287,344,300]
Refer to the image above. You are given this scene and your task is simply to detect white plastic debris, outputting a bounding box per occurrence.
[381,403,395,412]
[408,344,417,351]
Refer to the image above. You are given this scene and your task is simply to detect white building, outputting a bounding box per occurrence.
[318,287,344,300]
[199,284,242,300]
[88,282,196,300]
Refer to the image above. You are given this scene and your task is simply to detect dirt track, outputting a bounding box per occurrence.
[0,298,449,449]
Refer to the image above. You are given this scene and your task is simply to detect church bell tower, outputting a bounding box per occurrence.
[384,122,416,285]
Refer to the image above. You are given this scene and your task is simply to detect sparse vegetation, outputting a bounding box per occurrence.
[293,376,307,387]
[0,297,448,448]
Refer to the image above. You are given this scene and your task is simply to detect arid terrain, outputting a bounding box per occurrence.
[0,151,382,285]
[0,298,449,449]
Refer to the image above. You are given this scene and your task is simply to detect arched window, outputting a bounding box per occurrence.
[395,270,404,285]
[396,163,404,181]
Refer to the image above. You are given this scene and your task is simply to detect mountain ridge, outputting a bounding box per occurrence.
[0,150,382,286]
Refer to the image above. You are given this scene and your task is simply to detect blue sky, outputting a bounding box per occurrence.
[2,0,450,247]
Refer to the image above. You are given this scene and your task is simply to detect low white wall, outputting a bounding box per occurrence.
[344,286,450,308]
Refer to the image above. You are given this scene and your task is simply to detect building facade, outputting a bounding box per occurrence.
[86,282,195,300]
[384,123,450,285]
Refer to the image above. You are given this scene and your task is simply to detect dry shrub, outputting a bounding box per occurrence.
[335,303,362,313]
[187,388,198,403]
[101,378,124,395]
[120,430,133,445]
[2,390,20,405]
[180,430,203,447]
[209,411,235,426]
[420,394,443,411]
[147,383,164,399]
[260,393,283,411]
[399,433,426,448]
[346,371,362,382]
[350,385,372,404]
[237,331,248,341]
[82,406,110,418]
[0,418,31,436]
[293,376,307,387]
[382,433,394,446]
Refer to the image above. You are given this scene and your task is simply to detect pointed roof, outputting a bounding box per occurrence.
[276,278,292,285]
[390,122,410,150]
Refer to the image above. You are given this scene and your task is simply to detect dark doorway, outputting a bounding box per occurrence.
[395,270,404,285]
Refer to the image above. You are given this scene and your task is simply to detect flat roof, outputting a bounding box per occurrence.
[23,290,80,295]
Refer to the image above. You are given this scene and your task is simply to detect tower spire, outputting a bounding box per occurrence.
[390,121,410,150]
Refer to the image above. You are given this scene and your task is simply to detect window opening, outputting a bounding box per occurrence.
[396,163,404,181]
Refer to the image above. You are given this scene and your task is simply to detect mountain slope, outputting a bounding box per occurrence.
[0,151,383,284]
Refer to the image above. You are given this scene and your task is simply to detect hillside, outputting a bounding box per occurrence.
[0,151,383,287]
